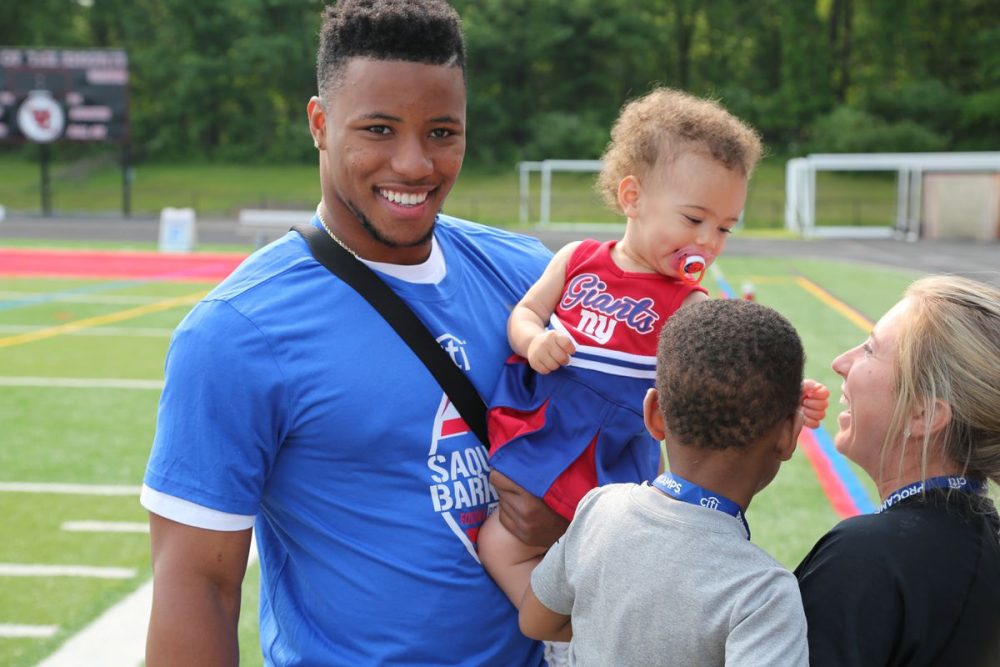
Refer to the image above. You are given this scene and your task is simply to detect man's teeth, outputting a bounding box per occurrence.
[380,189,428,206]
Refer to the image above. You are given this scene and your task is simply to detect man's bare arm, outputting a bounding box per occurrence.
[146,513,252,667]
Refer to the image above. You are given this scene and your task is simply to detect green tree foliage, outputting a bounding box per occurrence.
[456,0,658,164]
[808,106,948,153]
[0,1,86,46]
[1,0,995,165]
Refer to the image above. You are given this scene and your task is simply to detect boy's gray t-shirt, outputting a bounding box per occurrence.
[531,483,808,667]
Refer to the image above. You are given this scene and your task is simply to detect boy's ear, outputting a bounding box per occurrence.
[643,388,665,441]
[776,411,804,462]
[617,175,642,219]
[307,96,327,150]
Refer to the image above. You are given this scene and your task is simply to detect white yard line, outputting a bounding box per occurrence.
[0,482,141,496]
[61,521,149,534]
[0,377,163,390]
[0,564,136,579]
[0,325,172,337]
[0,624,59,639]
[34,579,152,667]
[35,537,259,667]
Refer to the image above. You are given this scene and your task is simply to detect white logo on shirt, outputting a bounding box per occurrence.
[427,394,497,562]
[437,333,470,370]
[576,309,617,345]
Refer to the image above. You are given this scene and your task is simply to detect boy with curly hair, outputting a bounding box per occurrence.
[520,299,810,666]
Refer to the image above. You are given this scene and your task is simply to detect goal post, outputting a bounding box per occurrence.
[785,152,1000,240]
[517,159,605,228]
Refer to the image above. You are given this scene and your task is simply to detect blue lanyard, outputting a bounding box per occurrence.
[652,472,750,540]
[879,475,988,513]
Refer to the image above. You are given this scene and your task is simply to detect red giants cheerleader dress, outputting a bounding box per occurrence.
[487,239,707,520]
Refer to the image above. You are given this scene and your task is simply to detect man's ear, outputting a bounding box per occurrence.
[617,175,642,219]
[643,388,665,441]
[908,399,952,439]
[307,96,327,150]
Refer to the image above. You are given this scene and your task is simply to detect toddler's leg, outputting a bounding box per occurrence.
[479,510,548,608]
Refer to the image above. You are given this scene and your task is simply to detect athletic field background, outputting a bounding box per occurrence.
[0,240,969,666]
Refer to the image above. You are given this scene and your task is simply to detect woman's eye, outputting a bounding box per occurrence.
[684,215,703,224]
[430,128,453,139]
[367,125,391,135]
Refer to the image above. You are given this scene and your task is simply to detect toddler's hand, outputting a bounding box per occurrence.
[800,379,830,430]
[526,330,576,374]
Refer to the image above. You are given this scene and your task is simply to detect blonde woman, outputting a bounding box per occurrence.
[796,275,1000,666]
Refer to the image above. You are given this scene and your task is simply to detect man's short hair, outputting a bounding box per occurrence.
[657,299,804,450]
[317,0,466,99]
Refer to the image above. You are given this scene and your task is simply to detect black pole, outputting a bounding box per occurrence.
[40,143,52,216]
[122,142,132,218]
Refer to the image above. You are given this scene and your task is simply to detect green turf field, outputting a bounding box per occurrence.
[0,251,918,666]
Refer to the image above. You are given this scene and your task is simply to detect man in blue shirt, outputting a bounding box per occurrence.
[142,1,565,664]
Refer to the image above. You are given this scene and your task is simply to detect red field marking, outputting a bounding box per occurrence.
[0,248,248,282]
[798,428,863,519]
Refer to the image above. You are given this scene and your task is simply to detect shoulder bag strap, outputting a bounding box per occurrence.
[292,223,490,449]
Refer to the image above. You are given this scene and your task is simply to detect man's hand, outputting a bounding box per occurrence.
[489,470,569,548]
[526,331,575,374]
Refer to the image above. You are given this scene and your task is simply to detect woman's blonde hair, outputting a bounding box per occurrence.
[886,275,1000,485]
[596,87,763,213]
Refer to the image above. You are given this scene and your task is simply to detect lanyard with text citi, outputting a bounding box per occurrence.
[652,472,750,540]
[879,475,988,513]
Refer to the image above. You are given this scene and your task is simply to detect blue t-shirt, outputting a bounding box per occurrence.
[143,215,550,666]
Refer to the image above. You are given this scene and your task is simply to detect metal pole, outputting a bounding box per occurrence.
[908,168,922,241]
[806,165,816,237]
[40,143,52,216]
[519,162,529,225]
[122,142,132,218]
[895,167,910,234]
[540,162,552,226]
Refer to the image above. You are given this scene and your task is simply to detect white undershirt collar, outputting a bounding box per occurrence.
[360,235,446,284]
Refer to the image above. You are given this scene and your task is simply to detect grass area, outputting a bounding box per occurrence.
[0,279,202,666]
[711,256,918,565]
[0,154,897,229]
[0,253,926,666]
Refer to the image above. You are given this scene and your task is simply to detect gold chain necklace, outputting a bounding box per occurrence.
[316,204,360,260]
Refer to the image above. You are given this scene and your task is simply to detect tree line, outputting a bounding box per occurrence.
[1,0,996,167]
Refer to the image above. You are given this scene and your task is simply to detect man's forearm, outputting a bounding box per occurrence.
[146,515,251,667]
[146,575,242,666]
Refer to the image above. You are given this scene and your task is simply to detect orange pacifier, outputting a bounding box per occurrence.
[673,249,709,285]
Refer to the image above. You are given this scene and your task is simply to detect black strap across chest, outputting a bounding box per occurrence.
[293,223,490,449]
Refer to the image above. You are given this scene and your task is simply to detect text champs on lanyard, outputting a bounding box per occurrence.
[652,472,750,540]
[879,475,988,513]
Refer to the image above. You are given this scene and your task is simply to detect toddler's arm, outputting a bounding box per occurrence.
[509,242,580,374]
[800,379,830,429]
[520,584,572,642]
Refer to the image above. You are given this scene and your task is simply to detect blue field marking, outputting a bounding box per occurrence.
[811,424,878,514]
[709,263,736,299]
[0,279,144,313]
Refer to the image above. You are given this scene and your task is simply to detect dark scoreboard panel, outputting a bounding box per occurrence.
[0,47,129,144]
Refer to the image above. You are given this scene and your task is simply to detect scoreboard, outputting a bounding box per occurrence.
[0,47,129,144]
